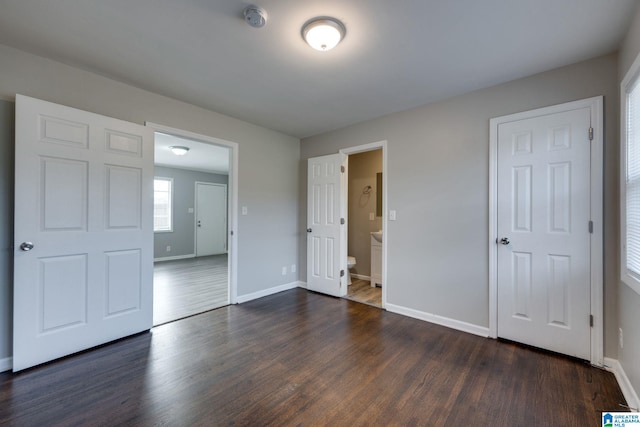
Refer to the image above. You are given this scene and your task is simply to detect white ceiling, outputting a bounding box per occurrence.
[154,132,229,174]
[0,0,636,138]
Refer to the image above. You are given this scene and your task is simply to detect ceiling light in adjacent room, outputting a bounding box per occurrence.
[302,17,345,51]
[169,146,190,156]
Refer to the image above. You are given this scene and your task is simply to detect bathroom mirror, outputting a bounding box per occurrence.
[376,172,382,217]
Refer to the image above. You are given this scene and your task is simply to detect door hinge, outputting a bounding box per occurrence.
[588,127,594,141]
[340,165,345,173]
[590,314,594,327]
[340,269,345,277]
[340,218,345,225]
[588,220,593,234]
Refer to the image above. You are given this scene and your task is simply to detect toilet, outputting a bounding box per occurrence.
[347,256,357,285]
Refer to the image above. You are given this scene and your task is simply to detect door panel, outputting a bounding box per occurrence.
[13,94,154,371]
[196,183,227,256]
[307,153,346,297]
[497,106,591,360]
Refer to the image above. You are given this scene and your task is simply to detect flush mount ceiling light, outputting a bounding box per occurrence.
[169,146,190,156]
[302,17,346,51]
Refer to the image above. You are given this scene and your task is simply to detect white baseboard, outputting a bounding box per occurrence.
[0,356,12,372]
[604,357,640,411]
[385,303,490,338]
[236,281,301,304]
[154,254,196,262]
[298,281,307,289]
[351,274,371,281]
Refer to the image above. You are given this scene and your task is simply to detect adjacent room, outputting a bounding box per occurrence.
[0,0,639,425]
[152,132,231,325]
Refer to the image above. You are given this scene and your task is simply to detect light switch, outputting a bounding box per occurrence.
[188,208,194,213]
[242,206,248,215]
[369,212,375,221]
[389,210,397,221]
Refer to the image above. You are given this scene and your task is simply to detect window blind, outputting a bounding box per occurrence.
[626,79,640,279]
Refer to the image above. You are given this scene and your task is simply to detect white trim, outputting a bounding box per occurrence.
[298,281,307,289]
[620,52,640,297]
[351,273,371,281]
[386,303,490,337]
[340,140,388,309]
[488,96,604,365]
[0,356,12,372]
[236,281,300,304]
[146,122,239,304]
[153,254,195,262]
[604,357,640,412]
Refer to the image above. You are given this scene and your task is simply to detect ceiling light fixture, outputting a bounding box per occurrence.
[302,17,345,51]
[169,146,190,156]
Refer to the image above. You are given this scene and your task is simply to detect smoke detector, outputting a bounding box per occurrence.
[244,5,267,28]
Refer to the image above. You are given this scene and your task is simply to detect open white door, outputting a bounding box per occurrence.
[13,95,154,371]
[307,153,346,297]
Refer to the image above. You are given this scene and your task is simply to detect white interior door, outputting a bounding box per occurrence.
[307,153,346,297]
[13,95,154,371]
[496,106,592,360]
[195,182,227,256]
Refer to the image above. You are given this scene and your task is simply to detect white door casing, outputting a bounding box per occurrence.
[307,153,347,297]
[13,95,154,371]
[489,97,603,364]
[195,182,227,256]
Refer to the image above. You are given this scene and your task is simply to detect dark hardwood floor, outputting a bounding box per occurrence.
[0,289,627,426]
[153,254,228,325]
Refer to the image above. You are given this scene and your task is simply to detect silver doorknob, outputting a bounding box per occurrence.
[20,242,34,251]
[306,228,312,233]
[500,237,510,245]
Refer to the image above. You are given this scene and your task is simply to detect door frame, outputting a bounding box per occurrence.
[339,140,388,309]
[488,96,603,365]
[194,181,228,256]
[146,122,239,304]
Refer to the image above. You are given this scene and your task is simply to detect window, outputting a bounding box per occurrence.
[621,56,640,296]
[154,177,173,232]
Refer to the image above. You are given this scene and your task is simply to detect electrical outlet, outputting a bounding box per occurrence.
[619,328,624,349]
[282,266,287,275]
[242,206,248,215]
[291,264,296,273]
[166,245,171,252]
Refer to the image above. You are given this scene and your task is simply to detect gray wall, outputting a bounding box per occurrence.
[618,3,640,404]
[300,54,620,356]
[154,166,228,259]
[0,44,300,365]
[348,150,382,276]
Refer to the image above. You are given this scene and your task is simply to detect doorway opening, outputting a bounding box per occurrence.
[343,149,383,308]
[340,141,387,309]
[148,124,238,326]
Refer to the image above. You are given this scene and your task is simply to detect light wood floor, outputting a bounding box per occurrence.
[346,277,382,307]
[153,254,228,325]
[0,289,627,426]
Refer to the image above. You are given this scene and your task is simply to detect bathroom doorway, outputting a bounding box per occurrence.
[340,142,387,308]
